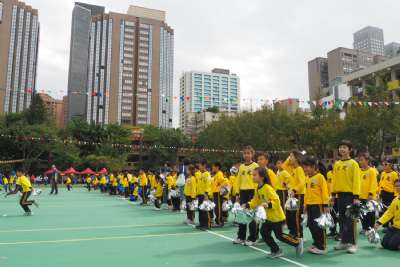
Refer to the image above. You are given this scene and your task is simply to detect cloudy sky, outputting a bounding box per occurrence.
[33,0,399,123]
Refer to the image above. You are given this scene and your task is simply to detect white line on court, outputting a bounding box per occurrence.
[0,223,182,233]
[189,225,309,267]
[0,231,216,246]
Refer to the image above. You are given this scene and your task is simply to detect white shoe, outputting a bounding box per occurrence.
[268,249,284,258]
[346,245,357,254]
[334,243,350,250]
[296,238,304,257]
[309,247,327,255]
[244,240,256,246]
[153,207,161,211]
[232,238,245,245]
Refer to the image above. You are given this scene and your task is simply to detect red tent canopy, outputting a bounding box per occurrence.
[63,167,78,175]
[44,168,54,175]
[80,168,95,175]
[98,168,108,175]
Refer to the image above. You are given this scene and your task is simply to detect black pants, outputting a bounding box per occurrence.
[154,197,162,209]
[140,186,147,203]
[360,199,375,231]
[307,205,326,250]
[186,196,195,221]
[276,190,288,213]
[380,190,395,227]
[382,227,400,251]
[50,181,58,194]
[198,195,211,228]
[171,196,181,211]
[286,194,304,238]
[213,192,223,225]
[237,189,257,241]
[337,192,356,244]
[20,191,34,212]
[261,220,300,253]
[110,186,117,195]
[66,184,71,191]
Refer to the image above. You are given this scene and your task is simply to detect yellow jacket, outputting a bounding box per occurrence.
[360,167,378,200]
[184,176,197,198]
[197,171,211,195]
[211,171,225,193]
[326,170,334,195]
[155,181,163,198]
[237,162,259,190]
[304,173,329,206]
[379,171,398,193]
[332,159,361,196]
[248,183,285,223]
[166,175,176,190]
[287,166,306,195]
[378,197,400,229]
[275,170,291,191]
[16,176,32,193]
[229,175,239,196]
[139,174,148,187]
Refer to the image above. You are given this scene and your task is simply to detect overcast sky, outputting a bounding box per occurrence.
[33,0,400,123]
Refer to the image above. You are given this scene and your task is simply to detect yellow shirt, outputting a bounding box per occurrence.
[184,175,197,198]
[287,166,306,195]
[379,171,398,193]
[197,171,211,195]
[111,175,118,186]
[9,177,15,184]
[3,177,9,185]
[248,183,285,223]
[332,159,361,196]
[139,174,148,187]
[326,170,334,195]
[66,177,72,184]
[266,168,278,190]
[100,176,107,185]
[86,177,92,183]
[378,196,400,229]
[123,177,129,188]
[360,167,378,200]
[237,162,259,190]
[304,173,329,206]
[149,175,156,189]
[211,171,225,193]
[275,170,291,190]
[166,175,176,190]
[229,175,239,196]
[155,180,163,198]
[16,175,32,193]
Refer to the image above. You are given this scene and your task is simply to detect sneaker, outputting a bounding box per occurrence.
[33,201,39,208]
[211,223,223,228]
[244,240,256,246]
[307,246,316,252]
[232,238,245,245]
[184,219,193,225]
[268,249,284,258]
[346,245,357,254]
[309,247,327,255]
[153,207,161,211]
[334,243,349,250]
[296,238,304,257]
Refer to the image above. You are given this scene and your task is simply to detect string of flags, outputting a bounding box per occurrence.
[0,159,25,164]
[0,134,289,154]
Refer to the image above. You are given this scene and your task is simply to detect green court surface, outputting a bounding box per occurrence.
[0,187,398,267]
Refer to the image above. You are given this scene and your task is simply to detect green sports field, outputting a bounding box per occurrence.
[0,186,398,267]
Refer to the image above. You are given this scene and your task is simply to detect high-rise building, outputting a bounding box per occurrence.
[38,93,64,128]
[353,26,384,56]
[273,98,300,113]
[67,2,104,122]
[0,0,39,114]
[384,42,400,58]
[308,57,329,101]
[327,47,374,86]
[75,5,174,128]
[179,68,240,128]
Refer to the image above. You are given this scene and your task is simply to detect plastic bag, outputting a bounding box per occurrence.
[366,228,381,244]
[199,199,215,211]
[285,197,299,211]
[222,200,233,212]
[253,206,266,223]
[314,213,334,230]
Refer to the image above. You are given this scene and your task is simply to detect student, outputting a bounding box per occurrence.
[233,145,259,246]
[246,167,303,258]
[184,165,197,224]
[358,153,378,234]
[283,150,306,238]
[2,175,9,192]
[110,174,118,195]
[154,175,164,210]
[196,160,212,230]
[65,176,72,191]
[378,158,398,228]
[99,175,107,193]
[168,171,181,211]
[6,170,39,215]
[86,176,92,191]
[257,153,278,189]
[275,160,291,210]
[211,162,226,227]
[229,161,241,204]
[374,179,400,251]
[332,140,361,254]
[138,169,148,204]
[303,157,330,255]
[326,165,339,239]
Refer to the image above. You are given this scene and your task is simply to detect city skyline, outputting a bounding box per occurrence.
[17,0,400,126]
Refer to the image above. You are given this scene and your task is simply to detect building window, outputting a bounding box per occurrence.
[0,2,3,22]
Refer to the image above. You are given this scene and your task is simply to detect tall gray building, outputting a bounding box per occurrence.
[353,26,384,56]
[67,2,104,122]
[384,42,400,58]
[308,57,329,101]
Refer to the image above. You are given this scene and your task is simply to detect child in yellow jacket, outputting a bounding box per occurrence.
[184,166,197,224]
